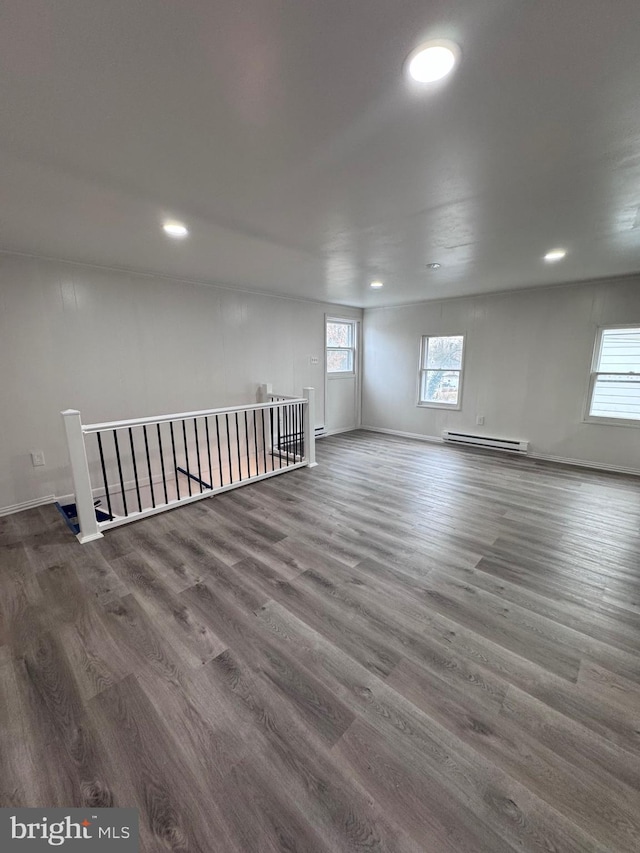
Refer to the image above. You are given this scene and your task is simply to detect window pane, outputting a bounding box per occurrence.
[327,349,354,373]
[597,328,640,372]
[326,322,353,348]
[589,375,640,420]
[421,370,460,405]
[424,335,464,370]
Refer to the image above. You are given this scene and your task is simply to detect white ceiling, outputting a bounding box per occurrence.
[2,0,640,307]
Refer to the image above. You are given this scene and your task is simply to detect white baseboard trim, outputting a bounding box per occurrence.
[362,425,640,477]
[3,434,636,520]
[528,451,640,477]
[360,425,443,444]
[0,494,56,517]
[318,426,360,438]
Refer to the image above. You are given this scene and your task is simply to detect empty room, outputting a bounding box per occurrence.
[1,1,640,851]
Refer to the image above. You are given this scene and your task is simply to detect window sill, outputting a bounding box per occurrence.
[417,402,462,411]
[583,416,640,429]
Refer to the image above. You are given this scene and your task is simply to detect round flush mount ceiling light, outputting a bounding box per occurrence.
[406,40,460,83]
[544,248,567,263]
[370,280,384,289]
[425,262,441,270]
[163,220,189,238]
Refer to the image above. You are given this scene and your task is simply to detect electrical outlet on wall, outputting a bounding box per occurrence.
[31,450,46,467]
[476,416,485,426]
[310,356,320,365]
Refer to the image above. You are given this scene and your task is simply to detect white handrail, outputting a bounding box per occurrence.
[82,398,306,433]
[62,387,316,543]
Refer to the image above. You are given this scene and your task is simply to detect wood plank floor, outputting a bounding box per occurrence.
[1,430,640,852]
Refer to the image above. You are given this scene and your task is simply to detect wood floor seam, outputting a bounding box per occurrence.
[1,431,639,852]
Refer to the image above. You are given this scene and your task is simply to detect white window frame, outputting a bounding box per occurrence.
[584,323,640,428]
[326,318,357,378]
[417,333,465,410]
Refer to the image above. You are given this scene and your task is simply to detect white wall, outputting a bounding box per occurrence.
[362,277,640,474]
[0,253,361,512]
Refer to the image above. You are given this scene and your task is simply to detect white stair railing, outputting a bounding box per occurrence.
[257,384,317,469]
[60,388,316,543]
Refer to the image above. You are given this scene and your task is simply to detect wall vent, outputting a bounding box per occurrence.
[442,430,529,454]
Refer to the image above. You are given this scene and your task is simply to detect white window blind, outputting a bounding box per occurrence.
[588,327,640,423]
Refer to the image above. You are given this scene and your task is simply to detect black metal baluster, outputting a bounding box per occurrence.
[269,406,274,470]
[285,405,290,465]
[301,403,305,458]
[294,402,298,460]
[113,429,128,516]
[226,414,233,483]
[143,425,156,508]
[282,404,287,465]
[194,418,203,493]
[170,421,181,499]
[96,432,113,520]
[290,404,295,465]
[128,428,143,512]
[253,410,258,477]
[235,412,242,480]
[286,404,291,465]
[277,404,282,468]
[290,403,294,461]
[215,415,223,486]
[282,404,287,462]
[157,424,169,504]
[205,417,214,489]
[261,408,267,473]
[182,419,192,496]
[244,410,250,477]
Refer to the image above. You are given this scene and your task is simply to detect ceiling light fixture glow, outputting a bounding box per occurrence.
[163,220,189,238]
[370,281,384,289]
[544,248,567,263]
[406,40,459,83]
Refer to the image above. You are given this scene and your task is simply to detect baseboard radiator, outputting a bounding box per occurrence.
[442,430,529,454]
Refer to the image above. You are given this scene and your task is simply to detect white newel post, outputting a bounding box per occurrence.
[303,387,318,468]
[61,409,103,543]
[257,382,272,403]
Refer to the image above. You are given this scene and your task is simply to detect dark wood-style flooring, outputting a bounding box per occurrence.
[1,430,640,852]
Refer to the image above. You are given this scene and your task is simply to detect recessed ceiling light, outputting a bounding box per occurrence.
[544,248,567,263]
[425,262,441,270]
[406,40,460,83]
[163,220,189,239]
[370,281,384,289]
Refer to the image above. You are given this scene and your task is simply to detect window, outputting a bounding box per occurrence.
[418,334,464,408]
[326,320,356,374]
[586,325,640,425]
